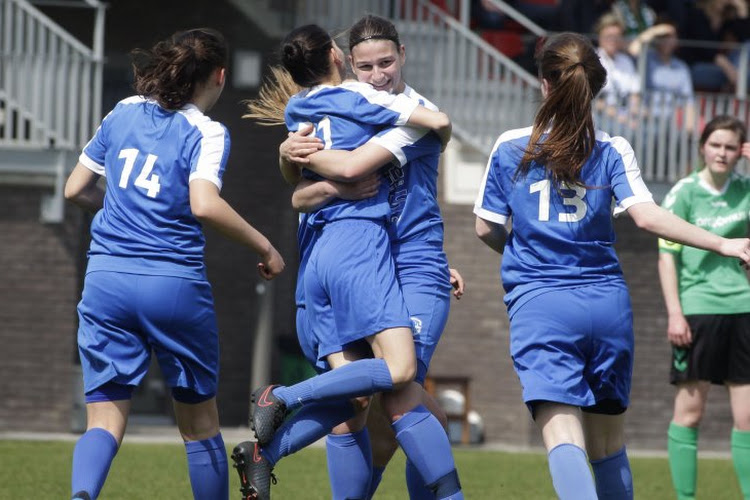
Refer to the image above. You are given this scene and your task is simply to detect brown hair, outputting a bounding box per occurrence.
[242,24,333,126]
[517,32,607,186]
[349,15,401,51]
[699,115,747,148]
[131,28,227,110]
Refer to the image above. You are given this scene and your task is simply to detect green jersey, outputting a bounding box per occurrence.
[659,170,750,315]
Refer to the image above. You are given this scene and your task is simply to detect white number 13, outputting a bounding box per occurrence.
[118,148,161,198]
[529,179,587,222]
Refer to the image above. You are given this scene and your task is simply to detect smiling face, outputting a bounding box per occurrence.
[700,128,742,177]
[349,38,406,93]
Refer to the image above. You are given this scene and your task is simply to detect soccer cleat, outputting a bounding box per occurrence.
[250,385,288,446]
[231,441,277,500]
[71,492,92,500]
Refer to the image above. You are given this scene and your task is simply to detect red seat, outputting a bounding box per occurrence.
[481,30,524,59]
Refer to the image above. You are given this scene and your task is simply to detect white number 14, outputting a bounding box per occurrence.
[118,148,161,198]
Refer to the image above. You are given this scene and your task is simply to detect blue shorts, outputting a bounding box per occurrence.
[393,241,452,384]
[509,282,634,412]
[296,305,328,374]
[77,270,219,397]
[304,219,411,360]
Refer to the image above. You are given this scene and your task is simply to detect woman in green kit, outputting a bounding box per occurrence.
[658,115,750,500]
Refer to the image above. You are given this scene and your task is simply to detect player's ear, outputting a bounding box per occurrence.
[216,67,226,87]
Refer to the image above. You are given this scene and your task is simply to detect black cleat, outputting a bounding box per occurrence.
[71,492,92,500]
[250,385,288,446]
[231,441,277,500]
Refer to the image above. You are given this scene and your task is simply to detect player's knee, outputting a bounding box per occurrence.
[673,408,704,428]
[387,358,417,387]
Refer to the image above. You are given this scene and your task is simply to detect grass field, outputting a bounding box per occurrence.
[0,440,742,499]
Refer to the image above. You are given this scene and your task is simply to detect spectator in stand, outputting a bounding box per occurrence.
[595,13,641,122]
[715,17,750,92]
[612,0,657,37]
[628,20,694,127]
[680,0,748,91]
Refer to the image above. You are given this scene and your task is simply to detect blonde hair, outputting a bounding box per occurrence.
[242,66,301,126]
[594,13,625,34]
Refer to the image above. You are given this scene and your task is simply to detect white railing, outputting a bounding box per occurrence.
[0,0,103,151]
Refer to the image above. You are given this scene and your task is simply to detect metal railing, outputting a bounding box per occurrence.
[0,0,104,151]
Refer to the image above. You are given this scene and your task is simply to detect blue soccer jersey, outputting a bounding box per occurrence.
[79,96,229,279]
[373,85,444,245]
[474,127,653,314]
[285,81,418,226]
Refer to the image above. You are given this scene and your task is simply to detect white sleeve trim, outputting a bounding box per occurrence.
[473,206,509,226]
[189,171,222,190]
[78,152,106,176]
[369,126,430,166]
[613,194,654,216]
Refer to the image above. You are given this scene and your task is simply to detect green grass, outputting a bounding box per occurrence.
[0,440,743,499]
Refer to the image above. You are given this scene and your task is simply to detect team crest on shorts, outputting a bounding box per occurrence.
[673,347,688,372]
[410,316,422,334]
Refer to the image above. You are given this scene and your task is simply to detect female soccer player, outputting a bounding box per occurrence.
[279,14,464,499]
[64,28,285,500]
[231,24,463,500]
[658,115,750,500]
[474,32,750,500]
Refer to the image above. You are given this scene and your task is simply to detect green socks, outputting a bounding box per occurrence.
[732,428,750,500]
[668,422,698,500]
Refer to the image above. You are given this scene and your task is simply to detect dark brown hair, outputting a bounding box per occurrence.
[131,28,228,110]
[517,32,607,186]
[281,24,333,88]
[699,115,747,148]
[349,15,401,51]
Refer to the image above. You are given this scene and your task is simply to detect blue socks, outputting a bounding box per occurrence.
[261,399,356,466]
[548,443,598,500]
[184,433,229,500]
[406,458,434,500]
[273,359,393,410]
[71,428,119,499]
[368,466,386,498]
[393,405,463,499]
[326,429,373,500]
[590,446,634,500]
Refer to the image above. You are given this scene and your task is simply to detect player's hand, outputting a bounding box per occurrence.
[667,312,692,347]
[719,237,750,268]
[258,246,285,280]
[280,124,323,164]
[449,268,464,299]
[333,174,380,201]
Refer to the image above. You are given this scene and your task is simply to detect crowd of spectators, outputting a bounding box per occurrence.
[472,0,750,95]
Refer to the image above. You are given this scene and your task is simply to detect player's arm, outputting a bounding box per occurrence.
[292,175,380,213]
[64,162,104,212]
[189,179,285,279]
[306,142,396,181]
[657,251,692,346]
[475,216,508,254]
[279,123,323,185]
[627,201,750,264]
[407,107,452,149]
